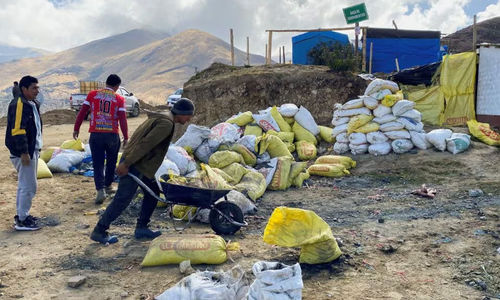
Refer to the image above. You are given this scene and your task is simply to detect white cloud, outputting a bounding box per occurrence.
[477,1,500,21]
[0,0,476,59]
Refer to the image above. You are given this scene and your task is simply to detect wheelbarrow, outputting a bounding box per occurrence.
[128,174,247,235]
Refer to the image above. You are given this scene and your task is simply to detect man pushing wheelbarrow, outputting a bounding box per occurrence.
[90,99,194,245]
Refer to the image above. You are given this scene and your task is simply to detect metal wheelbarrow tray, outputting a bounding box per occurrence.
[129,173,247,235]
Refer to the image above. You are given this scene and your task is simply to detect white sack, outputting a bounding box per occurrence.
[350,143,368,155]
[364,79,399,95]
[369,89,392,100]
[373,105,392,118]
[342,98,364,110]
[334,107,372,118]
[210,122,241,143]
[194,140,215,163]
[175,124,211,151]
[410,131,430,150]
[348,132,367,145]
[362,96,379,109]
[336,132,349,143]
[237,135,257,153]
[333,142,350,154]
[332,123,348,137]
[256,152,271,165]
[391,139,414,154]
[400,109,422,122]
[397,117,423,131]
[392,100,415,116]
[154,159,180,189]
[368,142,392,156]
[47,149,87,173]
[331,116,350,126]
[253,111,281,132]
[373,114,397,124]
[294,106,320,135]
[247,261,303,300]
[367,131,389,144]
[426,129,453,151]
[167,145,197,175]
[446,133,471,154]
[217,190,257,215]
[385,130,411,140]
[380,121,405,132]
[279,104,299,117]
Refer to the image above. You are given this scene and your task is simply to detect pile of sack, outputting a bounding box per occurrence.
[38,138,91,179]
[331,79,471,155]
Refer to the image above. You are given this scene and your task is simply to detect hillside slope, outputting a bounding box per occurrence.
[441,17,500,53]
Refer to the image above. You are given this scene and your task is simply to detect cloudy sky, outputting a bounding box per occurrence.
[0,0,498,58]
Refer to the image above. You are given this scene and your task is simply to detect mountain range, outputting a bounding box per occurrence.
[0,28,266,106]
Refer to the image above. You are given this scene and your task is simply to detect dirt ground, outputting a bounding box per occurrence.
[0,115,499,300]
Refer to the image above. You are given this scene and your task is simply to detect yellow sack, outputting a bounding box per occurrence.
[230,144,257,166]
[318,126,335,143]
[227,111,254,126]
[347,115,373,134]
[141,234,239,266]
[60,139,84,151]
[293,171,310,188]
[381,90,403,107]
[267,130,295,144]
[467,120,500,146]
[295,141,317,161]
[244,123,263,137]
[263,207,341,264]
[40,147,59,163]
[212,168,236,184]
[172,205,198,221]
[37,159,53,179]
[235,171,266,201]
[284,116,295,125]
[208,151,244,169]
[308,164,350,178]
[314,155,356,169]
[292,122,317,145]
[287,162,307,188]
[268,157,292,191]
[354,122,380,133]
[287,143,296,153]
[271,106,292,132]
[201,164,233,190]
[259,135,293,159]
[222,163,249,184]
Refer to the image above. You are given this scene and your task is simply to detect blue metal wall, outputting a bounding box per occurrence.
[292,31,349,65]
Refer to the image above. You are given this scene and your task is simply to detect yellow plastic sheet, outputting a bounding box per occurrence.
[440,52,476,125]
[263,207,342,264]
[406,85,445,126]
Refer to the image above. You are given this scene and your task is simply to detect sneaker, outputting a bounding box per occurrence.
[14,215,40,231]
[134,227,162,240]
[105,185,116,195]
[95,189,106,204]
[90,228,118,245]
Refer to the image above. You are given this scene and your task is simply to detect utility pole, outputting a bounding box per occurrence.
[230,28,235,66]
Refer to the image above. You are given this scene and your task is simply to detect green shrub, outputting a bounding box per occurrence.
[307,41,360,72]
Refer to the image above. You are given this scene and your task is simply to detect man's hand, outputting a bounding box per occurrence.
[122,139,128,148]
[73,131,79,140]
[20,153,30,166]
[116,162,129,177]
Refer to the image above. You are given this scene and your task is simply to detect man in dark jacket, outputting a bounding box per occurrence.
[5,76,42,231]
[90,98,194,244]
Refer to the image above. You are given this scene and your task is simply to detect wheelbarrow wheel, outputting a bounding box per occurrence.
[209,201,244,235]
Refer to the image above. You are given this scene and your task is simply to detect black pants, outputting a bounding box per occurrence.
[96,166,160,232]
[89,132,121,190]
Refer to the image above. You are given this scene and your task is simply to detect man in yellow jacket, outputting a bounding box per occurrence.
[90,99,194,244]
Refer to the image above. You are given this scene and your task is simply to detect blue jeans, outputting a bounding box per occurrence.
[89,132,120,190]
[96,166,160,231]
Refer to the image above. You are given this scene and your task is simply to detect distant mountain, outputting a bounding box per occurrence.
[0,28,266,109]
[441,17,500,53]
[0,44,50,63]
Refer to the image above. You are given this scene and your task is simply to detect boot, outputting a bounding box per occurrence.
[134,226,161,240]
[90,227,118,244]
[95,189,106,204]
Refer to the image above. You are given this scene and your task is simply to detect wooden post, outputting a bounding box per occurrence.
[267,31,273,65]
[473,15,477,51]
[354,22,359,59]
[283,46,286,64]
[395,58,400,72]
[230,29,234,66]
[362,27,367,72]
[369,42,373,74]
[246,37,250,65]
[279,46,282,64]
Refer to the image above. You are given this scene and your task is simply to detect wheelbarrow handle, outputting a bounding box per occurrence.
[128,173,167,203]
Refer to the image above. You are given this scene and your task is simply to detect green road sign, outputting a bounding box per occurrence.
[343,3,369,24]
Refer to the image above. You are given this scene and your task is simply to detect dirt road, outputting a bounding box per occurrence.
[0,115,498,299]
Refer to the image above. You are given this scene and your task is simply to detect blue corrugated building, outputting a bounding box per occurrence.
[292,31,350,65]
[365,28,441,73]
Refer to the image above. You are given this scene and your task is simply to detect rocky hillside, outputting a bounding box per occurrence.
[183,63,367,128]
[442,17,500,53]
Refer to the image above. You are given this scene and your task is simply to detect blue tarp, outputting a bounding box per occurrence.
[292,31,349,65]
[365,28,441,73]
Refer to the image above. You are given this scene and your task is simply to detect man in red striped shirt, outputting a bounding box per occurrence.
[73,74,128,204]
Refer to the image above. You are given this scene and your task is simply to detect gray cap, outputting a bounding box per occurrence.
[172,98,195,115]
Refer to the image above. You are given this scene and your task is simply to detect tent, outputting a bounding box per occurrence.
[292,31,349,65]
[365,28,441,73]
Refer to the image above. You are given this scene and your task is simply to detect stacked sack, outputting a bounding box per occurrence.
[331,79,471,155]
